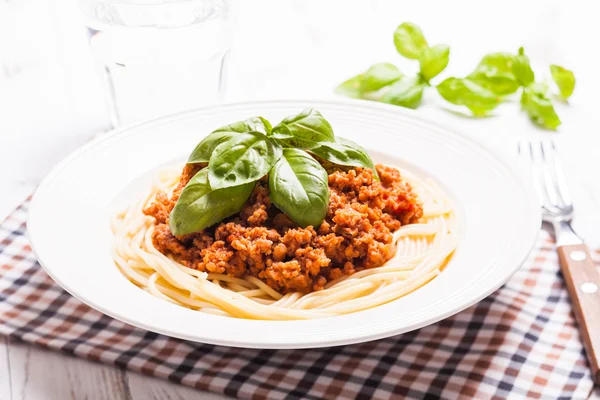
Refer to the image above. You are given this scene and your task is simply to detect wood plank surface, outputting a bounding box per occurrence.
[6,339,129,400]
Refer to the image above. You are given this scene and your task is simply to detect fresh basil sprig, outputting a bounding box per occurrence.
[336,22,447,108]
[438,47,540,118]
[171,109,379,234]
[336,22,575,131]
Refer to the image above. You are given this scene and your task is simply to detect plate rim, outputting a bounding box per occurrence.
[27,98,541,348]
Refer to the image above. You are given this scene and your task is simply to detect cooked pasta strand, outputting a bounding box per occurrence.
[111,166,457,320]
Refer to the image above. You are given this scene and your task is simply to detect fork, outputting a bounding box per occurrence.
[519,140,600,384]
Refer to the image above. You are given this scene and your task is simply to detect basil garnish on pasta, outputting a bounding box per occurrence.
[269,148,329,228]
[187,131,237,164]
[188,117,273,164]
[208,131,281,189]
[169,169,255,236]
[214,116,273,135]
[309,137,379,181]
[171,108,378,234]
[270,108,335,149]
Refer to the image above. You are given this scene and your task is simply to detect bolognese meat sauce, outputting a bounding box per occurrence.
[144,164,423,294]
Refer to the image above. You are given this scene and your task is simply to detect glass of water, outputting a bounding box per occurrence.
[80,0,231,127]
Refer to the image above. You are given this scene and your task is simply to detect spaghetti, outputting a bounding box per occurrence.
[111,166,457,320]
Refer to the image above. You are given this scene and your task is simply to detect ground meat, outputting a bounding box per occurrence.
[144,164,423,293]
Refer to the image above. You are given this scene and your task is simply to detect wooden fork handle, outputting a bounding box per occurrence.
[557,244,600,383]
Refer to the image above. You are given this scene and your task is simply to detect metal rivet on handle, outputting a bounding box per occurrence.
[581,283,598,294]
[570,251,586,261]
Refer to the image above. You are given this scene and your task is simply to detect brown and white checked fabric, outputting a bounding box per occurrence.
[0,199,597,400]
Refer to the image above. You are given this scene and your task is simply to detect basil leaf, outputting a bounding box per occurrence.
[188,131,237,164]
[437,77,500,116]
[468,52,520,95]
[475,52,515,74]
[169,169,254,236]
[271,108,335,149]
[521,82,561,130]
[257,117,273,135]
[468,72,520,96]
[361,63,403,92]
[214,116,272,135]
[468,72,519,96]
[208,131,282,189]
[269,148,329,228]
[419,44,449,82]
[550,64,575,100]
[381,77,424,109]
[393,22,428,59]
[335,64,402,100]
[513,47,535,87]
[310,137,379,180]
[188,117,273,163]
[335,73,364,99]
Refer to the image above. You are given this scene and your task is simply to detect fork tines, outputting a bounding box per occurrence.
[518,140,573,214]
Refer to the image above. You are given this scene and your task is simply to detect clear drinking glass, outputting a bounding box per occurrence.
[80,0,230,127]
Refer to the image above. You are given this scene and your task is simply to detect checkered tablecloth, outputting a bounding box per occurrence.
[0,199,596,399]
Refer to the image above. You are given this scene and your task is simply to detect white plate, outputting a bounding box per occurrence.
[28,99,540,349]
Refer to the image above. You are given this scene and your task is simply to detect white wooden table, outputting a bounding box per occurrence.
[1,0,600,398]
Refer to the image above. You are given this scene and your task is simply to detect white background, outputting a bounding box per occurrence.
[1,0,600,398]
